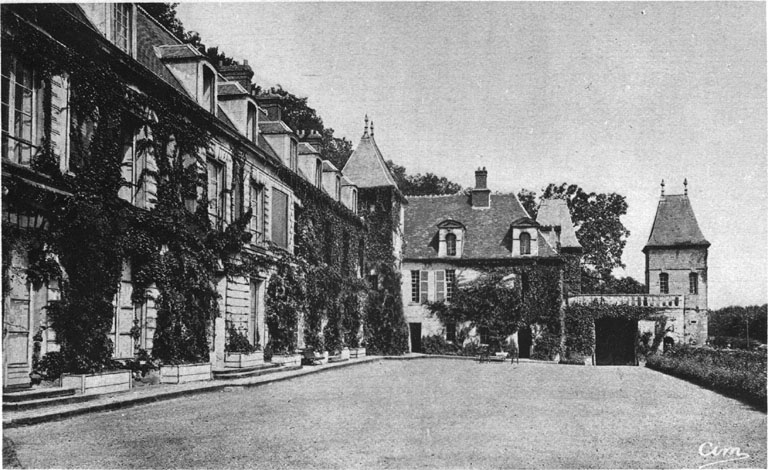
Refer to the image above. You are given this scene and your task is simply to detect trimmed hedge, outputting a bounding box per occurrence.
[646,346,766,410]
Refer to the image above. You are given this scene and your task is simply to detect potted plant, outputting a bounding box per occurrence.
[224,326,263,368]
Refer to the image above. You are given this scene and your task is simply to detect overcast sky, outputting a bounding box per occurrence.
[177,1,766,308]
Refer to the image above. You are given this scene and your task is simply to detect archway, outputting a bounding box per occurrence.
[595,318,637,365]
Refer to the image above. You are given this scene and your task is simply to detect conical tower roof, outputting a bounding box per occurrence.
[644,192,709,252]
[342,116,400,189]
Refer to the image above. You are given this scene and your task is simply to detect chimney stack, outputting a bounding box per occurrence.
[471,166,491,208]
[303,129,323,152]
[254,94,283,121]
[218,61,254,92]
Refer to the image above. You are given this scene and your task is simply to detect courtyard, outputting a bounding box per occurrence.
[5,359,766,469]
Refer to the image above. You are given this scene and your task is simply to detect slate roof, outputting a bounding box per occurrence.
[322,160,339,172]
[298,142,320,155]
[259,121,294,135]
[342,131,399,189]
[155,44,202,61]
[341,175,356,187]
[536,199,582,249]
[218,82,248,97]
[644,194,710,250]
[136,9,187,95]
[404,193,559,259]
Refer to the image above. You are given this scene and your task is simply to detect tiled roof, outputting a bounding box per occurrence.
[298,142,320,155]
[536,199,582,249]
[136,9,187,95]
[404,193,559,259]
[322,160,339,172]
[341,132,399,189]
[216,106,238,132]
[644,194,710,250]
[218,82,248,96]
[341,175,356,187]
[155,44,202,60]
[257,134,281,161]
[259,121,293,135]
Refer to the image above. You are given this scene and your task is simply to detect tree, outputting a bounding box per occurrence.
[385,160,463,196]
[141,3,185,40]
[518,183,630,285]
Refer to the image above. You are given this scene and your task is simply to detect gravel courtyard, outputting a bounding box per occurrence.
[5,359,766,469]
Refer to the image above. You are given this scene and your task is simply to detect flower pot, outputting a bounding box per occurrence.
[61,370,132,395]
[340,347,350,361]
[349,347,366,358]
[224,351,264,369]
[270,354,302,367]
[160,363,212,384]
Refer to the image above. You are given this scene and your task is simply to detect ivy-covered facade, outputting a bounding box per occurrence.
[1,3,368,388]
[402,168,582,358]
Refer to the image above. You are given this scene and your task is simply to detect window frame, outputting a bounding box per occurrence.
[271,187,290,249]
[206,155,226,226]
[411,270,420,303]
[249,180,264,243]
[446,269,456,301]
[434,270,446,301]
[659,272,669,294]
[111,3,133,55]
[2,55,44,166]
[445,233,457,256]
[419,270,429,304]
[519,231,531,255]
[689,272,698,295]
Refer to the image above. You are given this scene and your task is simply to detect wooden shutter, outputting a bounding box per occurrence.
[49,74,70,173]
[118,127,134,202]
[419,271,429,303]
[435,270,445,301]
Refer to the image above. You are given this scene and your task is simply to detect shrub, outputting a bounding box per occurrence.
[225,326,258,353]
[422,335,460,355]
[708,336,763,350]
[263,341,274,362]
[32,351,67,382]
[531,331,561,360]
[122,348,159,380]
[646,346,766,410]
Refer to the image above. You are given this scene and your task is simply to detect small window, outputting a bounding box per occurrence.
[446,323,456,342]
[246,104,258,142]
[411,270,420,303]
[336,175,341,201]
[315,159,322,188]
[2,55,44,165]
[659,273,669,294]
[689,272,698,295]
[351,189,358,215]
[446,233,457,256]
[290,140,298,171]
[446,269,456,301]
[202,66,215,113]
[112,3,133,54]
[520,232,531,255]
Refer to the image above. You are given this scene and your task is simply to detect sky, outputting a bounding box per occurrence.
[177,1,767,309]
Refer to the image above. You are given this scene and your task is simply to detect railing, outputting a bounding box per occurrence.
[568,294,682,308]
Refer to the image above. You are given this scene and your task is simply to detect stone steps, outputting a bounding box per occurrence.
[3,390,100,412]
[3,386,77,403]
[212,363,297,380]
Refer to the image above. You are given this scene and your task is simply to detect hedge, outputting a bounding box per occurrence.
[646,346,766,410]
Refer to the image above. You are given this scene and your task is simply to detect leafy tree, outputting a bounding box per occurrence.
[518,183,630,286]
[385,160,463,196]
[141,3,185,40]
[709,305,768,344]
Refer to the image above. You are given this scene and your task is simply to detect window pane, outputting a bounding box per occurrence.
[411,270,419,302]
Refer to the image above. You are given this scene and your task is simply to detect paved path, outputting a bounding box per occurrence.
[5,359,766,469]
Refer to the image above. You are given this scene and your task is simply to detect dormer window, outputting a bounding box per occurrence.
[315,159,322,187]
[336,175,341,201]
[437,220,465,257]
[112,3,132,54]
[202,66,215,113]
[290,139,298,171]
[520,232,531,255]
[246,103,258,142]
[446,233,457,256]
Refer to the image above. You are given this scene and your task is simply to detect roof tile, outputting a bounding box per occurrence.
[645,194,709,249]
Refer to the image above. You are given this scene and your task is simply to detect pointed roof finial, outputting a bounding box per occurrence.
[364,114,369,136]
[660,179,665,196]
[684,178,688,196]
[370,120,374,137]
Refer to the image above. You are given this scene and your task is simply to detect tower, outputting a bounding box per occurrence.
[643,180,709,344]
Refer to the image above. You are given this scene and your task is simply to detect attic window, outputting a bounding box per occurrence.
[202,66,215,113]
[315,159,322,188]
[520,232,531,255]
[446,233,457,256]
[336,175,341,201]
[246,103,258,142]
[112,3,132,54]
[659,273,669,294]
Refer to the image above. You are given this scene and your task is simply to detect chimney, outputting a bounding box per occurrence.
[218,60,254,92]
[304,129,323,152]
[471,167,491,208]
[254,94,283,121]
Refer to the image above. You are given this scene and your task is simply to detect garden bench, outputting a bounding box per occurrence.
[301,348,324,366]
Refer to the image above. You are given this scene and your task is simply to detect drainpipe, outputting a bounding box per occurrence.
[682,295,686,345]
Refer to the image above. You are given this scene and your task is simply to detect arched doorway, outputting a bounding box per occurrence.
[595,318,637,365]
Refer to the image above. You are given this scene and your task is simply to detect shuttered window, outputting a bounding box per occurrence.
[419,270,429,303]
[249,182,264,242]
[2,55,44,165]
[435,270,445,301]
[271,188,289,248]
[411,270,420,303]
[446,269,456,301]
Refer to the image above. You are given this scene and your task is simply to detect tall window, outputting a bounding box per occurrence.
[202,66,215,112]
[207,157,225,225]
[689,272,698,295]
[659,273,669,294]
[351,189,358,215]
[315,159,322,188]
[290,140,298,171]
[2,56,44,165]
[112,3,132,54]
[249,182,263,242]
[411,270,420,303]
[335,175,341,201]
[519,232,531,255]
[271,188,289,248]
[446,269,456,301]
[446,233,457,256]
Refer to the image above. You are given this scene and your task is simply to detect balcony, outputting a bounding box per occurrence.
[568,294,682,308]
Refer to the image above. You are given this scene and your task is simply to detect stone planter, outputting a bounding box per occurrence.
[340,347,350,361]
[61,370,132,395]
[270,354,302,367]
[224,351,264,369]
[349,347,366,358]
[160,363,212,384]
